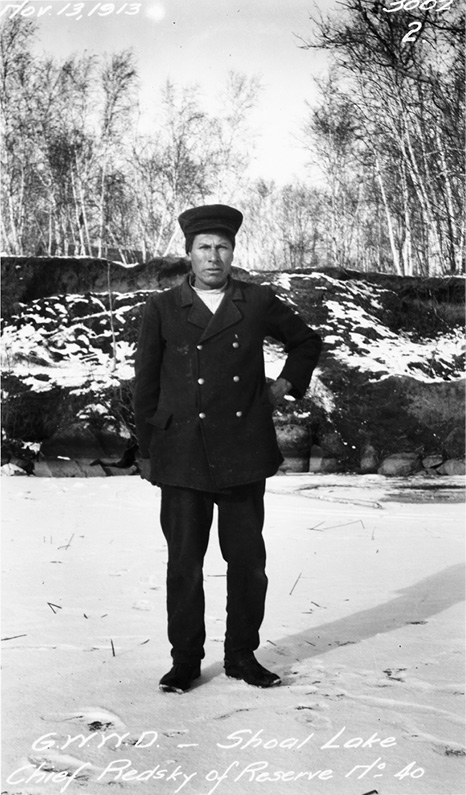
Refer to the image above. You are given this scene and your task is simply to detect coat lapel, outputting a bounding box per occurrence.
[199,279,244,342]
[179,276,244,341]
[179,277,212,330]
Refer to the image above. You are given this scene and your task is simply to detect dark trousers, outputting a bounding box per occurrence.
[160,480,267,664]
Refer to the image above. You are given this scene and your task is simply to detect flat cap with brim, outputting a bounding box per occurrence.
[178,204,243,238]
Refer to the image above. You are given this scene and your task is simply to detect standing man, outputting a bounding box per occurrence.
[133,204,322,693]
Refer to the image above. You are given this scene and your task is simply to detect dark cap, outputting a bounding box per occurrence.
[178,204,243,238]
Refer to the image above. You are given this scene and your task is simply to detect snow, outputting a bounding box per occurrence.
[2,275,464,408]
[274,274,293,291]
[335,332,464,382]
[1,475,464,795]
[1,463,23,476]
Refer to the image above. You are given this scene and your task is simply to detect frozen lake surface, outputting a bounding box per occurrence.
[1,474,465,795]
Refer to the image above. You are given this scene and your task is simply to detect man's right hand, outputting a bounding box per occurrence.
[140,458,152,481]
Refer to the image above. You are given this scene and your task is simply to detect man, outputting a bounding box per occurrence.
[133,204,322,694]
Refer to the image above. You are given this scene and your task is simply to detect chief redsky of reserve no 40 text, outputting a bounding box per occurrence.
[6,727,411,794]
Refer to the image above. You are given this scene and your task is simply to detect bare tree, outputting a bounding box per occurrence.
[0,17,38,254]
[302,70,363,268]
[96,50,137,258]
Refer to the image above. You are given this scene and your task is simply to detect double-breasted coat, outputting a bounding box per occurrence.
[133,276,322,491]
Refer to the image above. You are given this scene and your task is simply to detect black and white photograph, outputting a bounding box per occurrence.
[1,1,465,793]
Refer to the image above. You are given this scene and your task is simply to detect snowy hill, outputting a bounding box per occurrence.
[1,259,464,474]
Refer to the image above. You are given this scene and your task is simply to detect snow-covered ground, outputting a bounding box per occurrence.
[1,475,465,795]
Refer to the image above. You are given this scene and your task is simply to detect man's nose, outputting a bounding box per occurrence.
[209,248,220,262]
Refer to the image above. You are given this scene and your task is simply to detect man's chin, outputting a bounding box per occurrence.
[201,274,228,289]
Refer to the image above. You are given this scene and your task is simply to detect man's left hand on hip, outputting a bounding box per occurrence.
[268,377,292,405]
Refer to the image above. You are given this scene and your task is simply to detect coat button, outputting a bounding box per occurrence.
[199,412,206,419]
[232,341,240,348]
[233,375,240,382]
[236,411,243,418]
[198,378,205,384]
[197,344,203,350]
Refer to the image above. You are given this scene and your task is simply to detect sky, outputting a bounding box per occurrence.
[23,0,337,183]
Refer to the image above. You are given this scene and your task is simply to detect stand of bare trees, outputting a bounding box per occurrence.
[299,0,464,275]
[1,5,463,275]
[0,18,261,263]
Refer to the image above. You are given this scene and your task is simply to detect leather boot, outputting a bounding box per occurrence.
[159,662,201,693]
[224,651,281,688]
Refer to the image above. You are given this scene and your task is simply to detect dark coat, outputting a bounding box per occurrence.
[133,276,322,490]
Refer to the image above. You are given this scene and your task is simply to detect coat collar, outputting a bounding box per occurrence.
[179,275,244,342]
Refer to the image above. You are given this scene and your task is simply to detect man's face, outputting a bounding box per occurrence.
[189,232,234,291]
